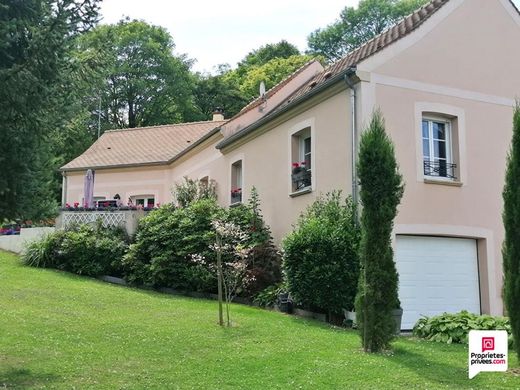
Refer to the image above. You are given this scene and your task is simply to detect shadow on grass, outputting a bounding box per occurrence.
[0,367,59,389]
[391,345,478,388]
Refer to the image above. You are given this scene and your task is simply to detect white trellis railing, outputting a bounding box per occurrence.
[58,210,147,235]
[62,212,125,229]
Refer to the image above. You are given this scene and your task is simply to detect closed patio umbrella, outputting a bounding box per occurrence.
[83,169,95,208]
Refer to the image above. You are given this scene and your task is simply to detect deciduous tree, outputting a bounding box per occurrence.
[307,0,427,62]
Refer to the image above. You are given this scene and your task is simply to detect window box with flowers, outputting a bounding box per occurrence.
[230,188,242,204]
[291,162,311,192]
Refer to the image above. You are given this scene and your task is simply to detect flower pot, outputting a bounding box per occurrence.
[392,308,403,335]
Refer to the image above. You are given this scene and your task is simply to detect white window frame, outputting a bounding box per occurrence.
[288,118,315,195]
[131,195,155,207]
[414,103,466,185]
[229,157,244,205]
[422,116,454,180]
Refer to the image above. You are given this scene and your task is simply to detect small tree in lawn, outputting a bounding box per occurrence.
[207,220,254,327]
[502,103,520,359]
[355,110,404,352]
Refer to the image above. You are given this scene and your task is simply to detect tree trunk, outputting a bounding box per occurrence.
[216,236,224,326]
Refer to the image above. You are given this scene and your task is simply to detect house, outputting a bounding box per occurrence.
[61,0,520,329]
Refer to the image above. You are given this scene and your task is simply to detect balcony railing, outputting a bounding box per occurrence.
[423,160,457,180]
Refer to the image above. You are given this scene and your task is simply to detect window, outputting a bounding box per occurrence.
[422,118,456,179]
[130,195,155,208]
[230,160,242,204]
[291,128,312,192]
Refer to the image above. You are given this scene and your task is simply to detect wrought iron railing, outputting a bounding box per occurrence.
[291,169,312,191]
[423,160,457,179]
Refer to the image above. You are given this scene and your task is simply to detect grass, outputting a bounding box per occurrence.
[0,251,518,389]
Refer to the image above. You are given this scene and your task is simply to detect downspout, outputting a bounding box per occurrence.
[344,71,358,222]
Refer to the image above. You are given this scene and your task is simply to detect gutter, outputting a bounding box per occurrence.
[216,66,358,150]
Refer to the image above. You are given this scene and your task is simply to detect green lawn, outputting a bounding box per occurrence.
[0,251,518,389]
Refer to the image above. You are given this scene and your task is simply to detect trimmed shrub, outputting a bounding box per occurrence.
[226,188,281,295]
[122,201,221,291]
[23,223,129,277]
[413,311,514,347]
[282,191,360,317]
[123,189,281,296]
[502,103,520,358]
[355,111,404,352]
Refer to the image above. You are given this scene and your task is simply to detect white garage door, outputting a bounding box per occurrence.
[395,235,481,330]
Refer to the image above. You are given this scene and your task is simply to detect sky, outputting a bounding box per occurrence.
[99,0,359,73]
[100,0,520,74]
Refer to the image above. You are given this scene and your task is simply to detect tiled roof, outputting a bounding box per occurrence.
[217,0,451,149]
[287,0,449,103]
[61,120,225,171]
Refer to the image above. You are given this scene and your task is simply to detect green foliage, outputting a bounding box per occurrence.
[0,0,100,221]
[23,223,128,276]
[76,18,197,130]
[122,201,221,290]
[502,103,520,358]
[172,176,218,208]
[307,0,428,62]
[124,188,280,296]
[282,191,361,316]
[253,282,287,308]
[355,111,404,352]
[413,311,514,347]
[225,55,315,101]
[225,187,282,295]
[22,230,68,269]
[193,65,249,120]
[237,40,301,70]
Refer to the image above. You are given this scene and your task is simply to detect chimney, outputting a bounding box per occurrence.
[212,107,224,121]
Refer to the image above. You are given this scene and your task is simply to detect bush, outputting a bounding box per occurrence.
[226,188,281,296]
[282,191,360,317]
[122,201,221,291]
[253,282,287,307]
[413,311,514,347]
[23,230,67,269]
[23,223,129,277]
[123,189,281,296]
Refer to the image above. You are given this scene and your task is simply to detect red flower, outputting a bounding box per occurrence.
[73,202,79,208]
[65,203,70,208]
[104,201,109,207]
[292,162,299,168]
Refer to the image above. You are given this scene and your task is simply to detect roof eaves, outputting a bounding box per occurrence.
[60,160,168,172]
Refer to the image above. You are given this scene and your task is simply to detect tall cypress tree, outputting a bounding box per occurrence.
[502,104,520,359]
[355,110,404,352]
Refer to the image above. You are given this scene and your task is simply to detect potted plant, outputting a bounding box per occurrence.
[231,188,242,203]
[392,298,403,335]
[291,162,311,189]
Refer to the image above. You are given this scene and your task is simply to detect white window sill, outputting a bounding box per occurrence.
[229,201,243,207]
[289,187,312,197]
[423,177,463,187]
